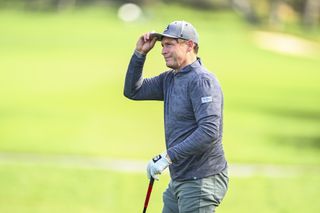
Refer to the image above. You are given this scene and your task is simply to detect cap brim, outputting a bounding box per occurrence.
[150,32,179,41]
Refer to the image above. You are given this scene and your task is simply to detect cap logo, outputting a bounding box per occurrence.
[163,25,169,33]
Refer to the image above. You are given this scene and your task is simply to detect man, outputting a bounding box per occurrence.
[124,21,228,213]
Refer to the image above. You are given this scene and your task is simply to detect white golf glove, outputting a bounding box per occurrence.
[147,152,171,180]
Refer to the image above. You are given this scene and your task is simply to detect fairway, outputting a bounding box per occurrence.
[0,4,319,213]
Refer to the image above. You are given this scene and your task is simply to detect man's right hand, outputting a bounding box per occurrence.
[135,32,157,55]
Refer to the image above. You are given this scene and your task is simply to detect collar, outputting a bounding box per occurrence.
[175,57,202,74]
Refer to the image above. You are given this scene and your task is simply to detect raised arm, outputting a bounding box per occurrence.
[124,32,164,100]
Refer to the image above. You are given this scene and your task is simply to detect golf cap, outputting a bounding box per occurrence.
[152,21,199,44]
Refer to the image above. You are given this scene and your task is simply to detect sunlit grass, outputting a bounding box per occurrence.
[0,164,319,213]
[0,6,319,163]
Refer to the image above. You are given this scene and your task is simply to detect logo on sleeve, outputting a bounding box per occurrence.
[201,96,213,103]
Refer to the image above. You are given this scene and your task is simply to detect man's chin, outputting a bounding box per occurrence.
[166,63,176,69]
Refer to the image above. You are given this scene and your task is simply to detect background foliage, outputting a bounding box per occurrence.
[0,0,319,29]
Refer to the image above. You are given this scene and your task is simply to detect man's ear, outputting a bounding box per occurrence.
[186,40,195,52]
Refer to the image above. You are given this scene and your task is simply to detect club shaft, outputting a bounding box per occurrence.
[143,177,154,213]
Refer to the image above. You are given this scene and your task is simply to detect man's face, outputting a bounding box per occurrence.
[161,37,189,70]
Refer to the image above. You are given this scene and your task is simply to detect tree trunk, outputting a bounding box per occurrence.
[230,0,259,24]
[303,0,320,28]
[56,0,77,11]
[269,0,282,27]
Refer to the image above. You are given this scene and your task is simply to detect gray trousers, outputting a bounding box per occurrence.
[162,168,228,213]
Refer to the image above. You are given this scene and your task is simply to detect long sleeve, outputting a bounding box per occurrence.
[123,51,165,101]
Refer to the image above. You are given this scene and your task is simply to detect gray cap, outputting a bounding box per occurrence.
[152,21,199,44]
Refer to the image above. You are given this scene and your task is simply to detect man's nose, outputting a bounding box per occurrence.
[161,47,166,55]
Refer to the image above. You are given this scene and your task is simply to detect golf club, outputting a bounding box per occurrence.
[143,177,155,213]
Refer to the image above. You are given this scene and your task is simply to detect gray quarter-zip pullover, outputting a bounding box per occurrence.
[124,51,227,181]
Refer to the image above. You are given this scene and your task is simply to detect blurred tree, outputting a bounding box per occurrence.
[23,0,77,11]
[55,0,77,10]
[268,0,298,28]
[230,0,320,28]
[0,0,318,28]
[163,0,229,9]
[267,0,320,28]
[114,0,158,7]
[302,0,320,28]
[269,0,282,26]
[229,0,259,23]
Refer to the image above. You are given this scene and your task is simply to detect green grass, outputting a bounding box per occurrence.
[0,164,169,213]
[0,4,319,212]
[0,164,319,213]
[0,6,319,163]
[222,174,320,213]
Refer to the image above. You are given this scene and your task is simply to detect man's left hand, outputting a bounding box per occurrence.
[147,152,171,180]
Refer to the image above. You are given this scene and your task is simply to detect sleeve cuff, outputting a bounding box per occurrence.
[167,149,175,164]
[134,49,146,59]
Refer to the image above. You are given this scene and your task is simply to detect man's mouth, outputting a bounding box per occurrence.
[164,57,171,62]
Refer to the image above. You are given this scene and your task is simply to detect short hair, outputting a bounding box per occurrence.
[193,44,199,54]
[177,39,199,54]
